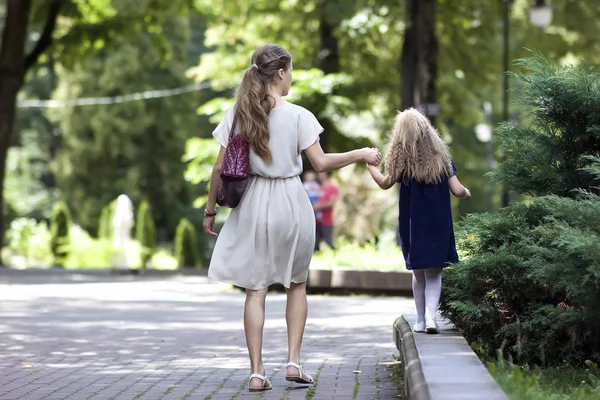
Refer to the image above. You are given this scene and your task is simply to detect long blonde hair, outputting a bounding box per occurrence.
[235,44,292,163]
[383,108,453,184]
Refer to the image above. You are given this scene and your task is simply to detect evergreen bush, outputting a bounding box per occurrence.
[135,200,156,268]
[491,51,600,197]
[174,218,199,268]
[50,201,72,267]
[97,199,117,239]
[440,53,600,366]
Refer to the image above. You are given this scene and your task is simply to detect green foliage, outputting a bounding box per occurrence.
[488,355,600,400]
[50,201,72,267]
[49,15,199,237]
[63,225,116,269]
[97,199,117,239]
[441,54,600,367]
[4,218,54,267]
[441,193,600,366]
[135,200,157,268]
[312,240,406,272]
[174,218,200,268]
[491,51,600,197]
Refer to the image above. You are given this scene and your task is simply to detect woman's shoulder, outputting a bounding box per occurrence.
[282,102,316,117]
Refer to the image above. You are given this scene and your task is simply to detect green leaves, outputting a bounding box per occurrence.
[492,52,600,197]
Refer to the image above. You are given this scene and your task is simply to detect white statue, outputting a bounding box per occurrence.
[112,194,134,268]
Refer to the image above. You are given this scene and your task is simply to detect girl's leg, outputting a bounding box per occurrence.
[244,288,268,388]
[285,282,311,380]
[412,270,426,323]
[424,268,443,322]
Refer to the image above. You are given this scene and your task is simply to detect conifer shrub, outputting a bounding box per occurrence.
[135,200,156,268]
[50,201,72,267]
[174,218,200,268]
[440,53,600,366]
[97,199,117,239]
[441,192,600,365]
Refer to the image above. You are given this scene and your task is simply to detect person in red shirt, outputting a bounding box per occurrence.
[313,171,339,251]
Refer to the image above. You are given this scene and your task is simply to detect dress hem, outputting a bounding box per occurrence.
[207,275,308,291]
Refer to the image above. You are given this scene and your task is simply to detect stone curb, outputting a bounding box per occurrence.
[308,268,412,293]
[393,315,431,400]
[394,315,510,400]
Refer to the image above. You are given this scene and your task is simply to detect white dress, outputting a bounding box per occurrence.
[208,102,323,290]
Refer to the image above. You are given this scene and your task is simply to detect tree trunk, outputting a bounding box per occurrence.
[400,0,438,126]
[0,0,32,265]
[0,0,63,265]
[318,1,340,153]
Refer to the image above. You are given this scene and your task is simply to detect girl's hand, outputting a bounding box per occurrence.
[464,188,472,200]
[361,148,382,166]
[203,216,218,237]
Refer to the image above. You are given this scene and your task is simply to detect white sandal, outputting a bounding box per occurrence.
[285,362,314,384]
[248,373,272,392]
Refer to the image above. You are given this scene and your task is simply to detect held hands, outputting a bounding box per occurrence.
[361,148,382,166]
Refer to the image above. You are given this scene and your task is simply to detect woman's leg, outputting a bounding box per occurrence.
[244,288,268,388]
[285,282,311,379]
[412,270,426,323]
[424,268,443,322]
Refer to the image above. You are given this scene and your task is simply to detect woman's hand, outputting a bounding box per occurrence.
[361,148,382,166]
[203,216,218,237]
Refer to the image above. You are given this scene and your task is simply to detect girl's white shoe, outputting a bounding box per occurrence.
[412,321,426,332]
[426,319,439,334]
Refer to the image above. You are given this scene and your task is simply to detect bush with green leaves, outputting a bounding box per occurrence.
[135,200,156,268]
[491,51,600,197]
[5,218,53,267]
[440,53,600,367]
[441,192,600,365]
[97,198,118,239]
[174,218,200,268]
[50,201,72,267]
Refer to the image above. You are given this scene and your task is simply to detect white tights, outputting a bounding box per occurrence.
[412,268,443,323]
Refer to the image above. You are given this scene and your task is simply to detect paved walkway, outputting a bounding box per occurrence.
[0,273,412,399]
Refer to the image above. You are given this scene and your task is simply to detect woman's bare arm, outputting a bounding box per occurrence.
[304,140,381,172]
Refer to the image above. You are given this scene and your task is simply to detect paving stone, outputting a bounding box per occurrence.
[0,273,410,399]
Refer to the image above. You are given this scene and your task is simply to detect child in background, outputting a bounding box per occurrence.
[303,170,322,221]
[366,108,471,334]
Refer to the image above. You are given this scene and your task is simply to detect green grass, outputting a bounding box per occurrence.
[353,359,362,399]
[305,361,326,400]
[489,358,600,400]
[311,241,407,272]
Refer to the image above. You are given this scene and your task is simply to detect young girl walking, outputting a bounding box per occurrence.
[367,108,471,333]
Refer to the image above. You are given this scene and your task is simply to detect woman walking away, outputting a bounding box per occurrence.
[202,44,381,392]
[366,108,471,334]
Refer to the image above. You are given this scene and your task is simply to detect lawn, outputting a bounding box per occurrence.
[489,359,600,400]
[311,241,408,272]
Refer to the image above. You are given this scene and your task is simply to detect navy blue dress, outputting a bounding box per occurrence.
[398,161,458,270]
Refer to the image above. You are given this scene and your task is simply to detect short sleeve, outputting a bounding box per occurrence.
[450,159,458,176]
[298,108,324,151]
[212,107,235,147]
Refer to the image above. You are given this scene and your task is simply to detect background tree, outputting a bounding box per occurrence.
[49,16,199,237]
[50,200,70,267]
[0,0,195,263]
[174,218,199,268]
[135,200,156,268]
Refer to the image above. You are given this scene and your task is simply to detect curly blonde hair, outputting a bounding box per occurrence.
[383,108,452,184]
